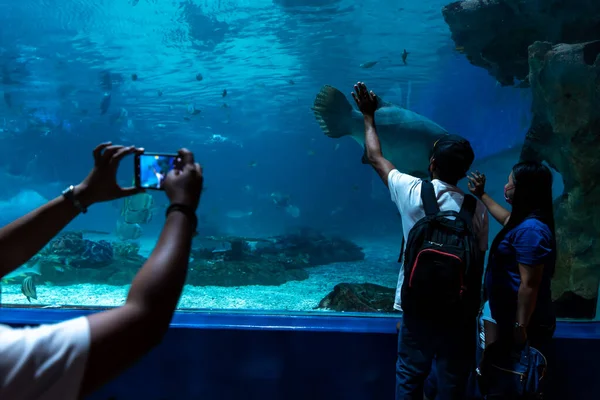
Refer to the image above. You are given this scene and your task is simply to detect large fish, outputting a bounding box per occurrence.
[312,85,449,178]
[311,85,563,207]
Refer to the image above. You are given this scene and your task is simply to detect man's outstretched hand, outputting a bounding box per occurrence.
[351,82,378,118]
[76,142,145,207]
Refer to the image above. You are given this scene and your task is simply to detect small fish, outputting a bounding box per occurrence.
[196,73,203,81]
[285,205,300,218]
[248,161,257,168]
[225,210,253,219]
[131,73,138,81]
[222,89,227,97]
[334,143,340,151]
[360,61,378,69]
[307,150,316,156]
[100,92,111,115]
[157,90,163,97]
[187,104,201,115]
[402,49,409,64]
[287,79,295,85]
[21,276,37,303]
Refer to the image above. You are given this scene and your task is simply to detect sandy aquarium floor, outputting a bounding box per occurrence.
[1,237,401,312]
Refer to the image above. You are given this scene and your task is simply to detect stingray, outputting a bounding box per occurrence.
[311,85,524,181]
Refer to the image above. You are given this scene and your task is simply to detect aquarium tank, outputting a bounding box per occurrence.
[0,0,599,321]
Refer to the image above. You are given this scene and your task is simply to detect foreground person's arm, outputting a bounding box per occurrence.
[78,152,203,397]
[0,143,141,279]
[0,185,91,278]
[79,210,194,396]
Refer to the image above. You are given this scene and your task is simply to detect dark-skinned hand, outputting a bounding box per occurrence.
[163,148,203,211]
[467,171,487,198]
[351,81,378,117]
[76,142,145,207]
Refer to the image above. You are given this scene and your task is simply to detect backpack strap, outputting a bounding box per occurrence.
[398,180,438,263]
[420,180,439,216]
[459,194,476,226]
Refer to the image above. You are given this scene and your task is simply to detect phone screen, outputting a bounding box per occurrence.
[135,153,181,190]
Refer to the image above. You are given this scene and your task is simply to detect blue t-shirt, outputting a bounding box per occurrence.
[485,218,556,328]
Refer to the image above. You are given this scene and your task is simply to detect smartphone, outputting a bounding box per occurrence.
[134,153,182,190]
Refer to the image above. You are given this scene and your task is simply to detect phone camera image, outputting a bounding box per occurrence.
[139,154,180,190]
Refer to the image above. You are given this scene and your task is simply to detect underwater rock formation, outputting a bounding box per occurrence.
[256,227,365,266]
[38,233,145,286]
[31,229,364,289]
[187,235,309,286]
[186,258,309,287]
[521,40,600,318]
[441,0,600,86]
[317,283,397,313]
[42,231,114,268]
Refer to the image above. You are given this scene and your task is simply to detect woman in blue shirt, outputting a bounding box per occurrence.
[468,161,556,350]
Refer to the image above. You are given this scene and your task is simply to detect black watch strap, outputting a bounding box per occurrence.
[166,203,198,232]
[62,185,87,214]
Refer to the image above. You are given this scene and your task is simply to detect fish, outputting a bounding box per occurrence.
[402,49,409,64]
[285,205,301,218]
[311,85,529,184]
[360,61,378,69]
[21,276,37,302]
[225,210,253,219]
[2,261,42,282]
[312,85,448,178]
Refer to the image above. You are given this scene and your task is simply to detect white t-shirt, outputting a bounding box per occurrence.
[0,316,91,400]
[388,169,489,311]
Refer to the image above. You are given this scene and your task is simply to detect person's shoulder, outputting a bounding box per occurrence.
[511,218,553,243]
[388,169,422,189]
[515,218,551,234]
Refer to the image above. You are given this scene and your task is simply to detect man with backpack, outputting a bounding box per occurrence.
[351,82,489,399]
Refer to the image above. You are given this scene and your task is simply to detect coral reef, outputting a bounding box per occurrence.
[521,41,600,318]
[38,232,144,286]
[187,235,309,286]
[28,229,363,289]
[316,283,397,313]
[442,0,600,86]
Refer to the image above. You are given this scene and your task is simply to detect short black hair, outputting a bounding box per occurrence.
[430,134,475,183]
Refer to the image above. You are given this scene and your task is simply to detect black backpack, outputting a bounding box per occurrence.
[399,180,481,317]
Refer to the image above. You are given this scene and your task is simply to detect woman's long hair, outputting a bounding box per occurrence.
[488,161,556,266]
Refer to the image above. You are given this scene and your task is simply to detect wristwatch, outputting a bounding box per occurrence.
[62,185,88,214]
[514,322,527,330]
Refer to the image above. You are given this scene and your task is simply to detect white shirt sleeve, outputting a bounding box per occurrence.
[388,169,420,214]
[0,316,91,400]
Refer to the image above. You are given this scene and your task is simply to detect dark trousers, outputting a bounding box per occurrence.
[396,314,477,400]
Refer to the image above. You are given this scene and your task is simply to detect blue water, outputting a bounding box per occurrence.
[0,1,570,314]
